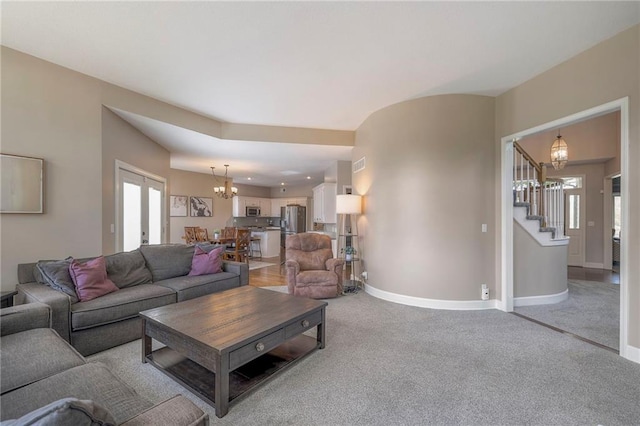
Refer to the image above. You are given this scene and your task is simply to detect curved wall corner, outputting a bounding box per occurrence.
[352,94,496,306]
[513,222,569,306]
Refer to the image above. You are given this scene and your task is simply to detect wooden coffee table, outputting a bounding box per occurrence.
[140,286,327,418]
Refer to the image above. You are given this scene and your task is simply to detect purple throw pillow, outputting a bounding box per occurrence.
[69,256,119,302]
[189,245,224,276]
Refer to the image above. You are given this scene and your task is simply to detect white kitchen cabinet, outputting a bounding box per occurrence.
[271,197,307,218]
[232,197,245,217]
[312,183,337,223]
[233,196,272,217]
[259,198,271,217]
[263,229,280,257]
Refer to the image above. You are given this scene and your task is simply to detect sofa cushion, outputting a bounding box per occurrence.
[36,259,79,303]
[71,284,175,331]
[295,270,338,287]
[155,272,239,302]
[105,249,152,288]
[189,245,224,276]
[1,397,116,426]
[0,363,152,424]
[139,244,195,281]
[69,257,119,302]
[0,328,85,394]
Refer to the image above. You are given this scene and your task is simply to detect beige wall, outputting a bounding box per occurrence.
[1,47,104,287]
[353,94,496,300]
[168,169,235,243]
[514,223,568,298]
[518,111,619,167]
[102,107,171,254]
[495,25,639,347]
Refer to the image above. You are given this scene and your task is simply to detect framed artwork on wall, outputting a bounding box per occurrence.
[190,196,213,217]
[0,153,44,214]
[170,195,188,217]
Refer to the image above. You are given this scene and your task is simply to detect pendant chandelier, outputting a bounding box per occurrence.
[211,165,238,199]
[550,132,568,170]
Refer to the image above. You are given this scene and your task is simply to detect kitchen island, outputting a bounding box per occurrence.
[250,227,280,258]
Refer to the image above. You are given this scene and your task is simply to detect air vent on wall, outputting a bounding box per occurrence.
[353,157,366,173]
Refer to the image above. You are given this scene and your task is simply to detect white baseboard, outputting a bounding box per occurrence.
[583,262,605,269]
[514,289,569,307]
[364,284,497,310]
[623,344,640,364]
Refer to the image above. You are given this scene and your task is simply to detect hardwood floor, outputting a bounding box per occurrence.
[568,266,620,284]
[249,256,286,287]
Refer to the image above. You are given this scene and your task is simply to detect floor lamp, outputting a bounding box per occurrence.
[336,194,362,291]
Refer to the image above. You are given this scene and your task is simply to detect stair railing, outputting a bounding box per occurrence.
[513,142,565,237]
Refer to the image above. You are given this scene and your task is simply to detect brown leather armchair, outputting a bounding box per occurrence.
[285,233,344,298]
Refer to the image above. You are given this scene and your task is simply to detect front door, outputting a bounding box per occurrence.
[564,188,585,267]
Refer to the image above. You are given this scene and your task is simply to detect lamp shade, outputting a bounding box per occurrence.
[336,194,362,214]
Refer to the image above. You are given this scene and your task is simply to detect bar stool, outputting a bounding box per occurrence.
[250,237,262,260]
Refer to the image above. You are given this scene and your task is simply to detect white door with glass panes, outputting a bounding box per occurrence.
[564,187,585,267]
[117,165,165,252]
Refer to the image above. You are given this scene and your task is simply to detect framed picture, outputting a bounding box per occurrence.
[1,153,44,214]
[170,195,188,217]
[190,196,213,217]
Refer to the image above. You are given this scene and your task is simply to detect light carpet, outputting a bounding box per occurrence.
[248,261,276,271]
[515,279,619,350]
[88,290,640,425]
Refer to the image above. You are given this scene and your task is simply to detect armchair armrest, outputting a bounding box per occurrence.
[120,395,208,426]
[325,258,344,272]
[222,260,249,286]
[0,302,51,336]
[16,282,72,342]
[284,260,300,294]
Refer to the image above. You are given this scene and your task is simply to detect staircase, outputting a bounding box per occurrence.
[513,141,569,246]
[513,141,570,307]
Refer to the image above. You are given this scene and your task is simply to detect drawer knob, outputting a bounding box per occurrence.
[301,320,310,327]
[255,342,265,352]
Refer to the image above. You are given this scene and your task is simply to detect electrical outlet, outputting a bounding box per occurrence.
[481,224,487,233]
[481,284,489,301]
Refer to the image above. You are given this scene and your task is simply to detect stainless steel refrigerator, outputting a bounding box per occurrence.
[280,205,306,248]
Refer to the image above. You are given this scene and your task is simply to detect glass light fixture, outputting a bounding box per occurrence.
[550,132,568,170]
[211,165,238,199]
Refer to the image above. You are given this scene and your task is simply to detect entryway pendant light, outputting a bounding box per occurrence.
[211,165,238,199]
[550,131,568,170]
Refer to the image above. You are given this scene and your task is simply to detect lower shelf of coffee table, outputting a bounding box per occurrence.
[145,333,318,405]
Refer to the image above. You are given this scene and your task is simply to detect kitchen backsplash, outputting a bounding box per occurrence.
[230,216,280,228]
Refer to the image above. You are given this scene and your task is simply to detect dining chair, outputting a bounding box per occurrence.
[224,229,250,263]
[182,227,198,245]
[195,227,209,242]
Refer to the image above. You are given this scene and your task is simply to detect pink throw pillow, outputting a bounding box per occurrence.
[69,256,119,302]
[189,245,224,276]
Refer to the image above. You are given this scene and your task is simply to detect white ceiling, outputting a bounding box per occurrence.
[2,2,639,186]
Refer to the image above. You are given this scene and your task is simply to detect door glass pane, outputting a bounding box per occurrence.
[568,194,580,230]
[613,195,621,238]
[123,182,141,251]
[148,187,162,245]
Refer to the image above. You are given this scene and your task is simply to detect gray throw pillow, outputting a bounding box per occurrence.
[1,397,116,426]
[195,242,226,253]
[36,259,79,304]
[105,249,153,288]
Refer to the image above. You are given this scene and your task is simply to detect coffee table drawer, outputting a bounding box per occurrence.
[284,310,322,339]
[230,328,285,370]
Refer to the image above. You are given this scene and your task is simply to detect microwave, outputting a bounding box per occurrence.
[246,206,261,217]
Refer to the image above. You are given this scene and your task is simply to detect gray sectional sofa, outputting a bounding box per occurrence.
[0,302,208,425]
[16,243,249,355]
